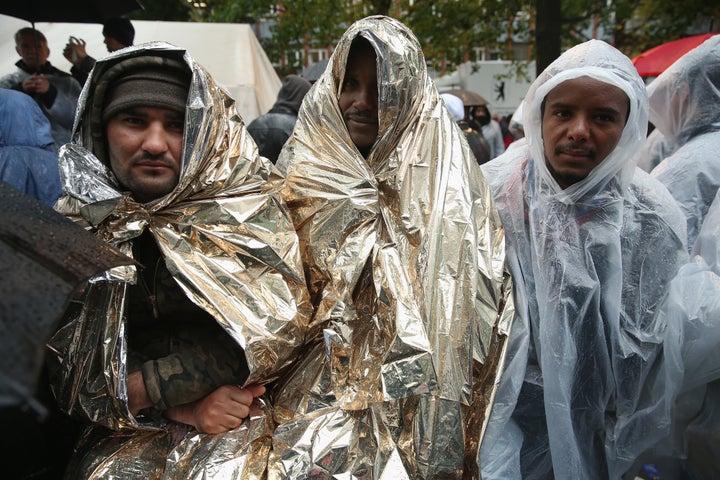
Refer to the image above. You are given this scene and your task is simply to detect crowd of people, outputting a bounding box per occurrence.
[2,13,720,480]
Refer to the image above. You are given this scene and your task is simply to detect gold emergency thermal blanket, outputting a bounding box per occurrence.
[48,43,311,478]
[272,16,512,479]
[48,17,512,477]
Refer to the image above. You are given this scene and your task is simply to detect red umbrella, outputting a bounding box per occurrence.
[632,33,718,77]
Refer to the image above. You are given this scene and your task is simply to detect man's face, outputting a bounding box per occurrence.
[541,76,629,189]
[339,42,378,158]
[106,106,184,203]
[16,32,49,68]
[104,35,125,53]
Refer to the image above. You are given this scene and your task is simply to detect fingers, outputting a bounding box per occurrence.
[191,385,260,434]
[245,384,266,398]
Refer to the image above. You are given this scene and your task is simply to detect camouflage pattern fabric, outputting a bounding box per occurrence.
[126,231,249,412]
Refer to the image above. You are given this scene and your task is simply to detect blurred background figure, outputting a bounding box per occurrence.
[636,127,678,173]
[649,34,720,252]
[247,74,311,164]
[0,88,61,206]
[63,17,135,85]
[470,103,505,160]
[508,100,525,142]
[0,27,81,147]
[441,92,490,165]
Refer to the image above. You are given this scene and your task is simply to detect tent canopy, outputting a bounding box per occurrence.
[0,15,281,122]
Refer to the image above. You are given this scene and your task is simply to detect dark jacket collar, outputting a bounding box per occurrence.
[15,59,62,76]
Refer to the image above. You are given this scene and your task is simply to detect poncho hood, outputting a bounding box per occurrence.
[524,39,649,201]
[647,34,720,144]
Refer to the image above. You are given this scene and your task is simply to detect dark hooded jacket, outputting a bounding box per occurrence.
[247,74,311,163]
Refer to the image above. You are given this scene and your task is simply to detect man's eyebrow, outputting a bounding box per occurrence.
[546,101,622,117]
[593,106,622,117]
[164,111,185,120]
[546,101,572,110]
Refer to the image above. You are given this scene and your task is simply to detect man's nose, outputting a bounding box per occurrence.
[567,115,589,141]
[142,122,169,154]
[354,87,377,110]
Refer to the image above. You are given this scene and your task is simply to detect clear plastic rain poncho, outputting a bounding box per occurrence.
[479,40,702,479]
[276,16,513,479]
[649,34,720,251]
[48,43,312,478]
[658,188,720,479]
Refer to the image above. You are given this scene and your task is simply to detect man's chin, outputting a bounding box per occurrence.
[127,182,176,203]
[550,170,589,189]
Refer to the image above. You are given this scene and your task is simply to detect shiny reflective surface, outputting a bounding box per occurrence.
[276,16,512,479]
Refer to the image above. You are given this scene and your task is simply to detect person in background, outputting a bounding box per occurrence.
[649,34,720,252]
[0,28,81,147]
[636,127,677,173]
[63,17,135,85]
[441,92,491,164]
[275,16,511,478]
[498,113,514,149]
[470,103,505,159]
[247,74,311,164]
[0,88,61,206]
[49,43,311,477]
[480,39,720,479]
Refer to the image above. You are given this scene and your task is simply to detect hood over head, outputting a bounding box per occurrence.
[523,39,648,201]
[0,88,55,150]
[647,34,720,144]
[270,74,312,115]
[441,93,465,122]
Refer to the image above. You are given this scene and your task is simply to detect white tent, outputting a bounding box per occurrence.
[0,15,281,122]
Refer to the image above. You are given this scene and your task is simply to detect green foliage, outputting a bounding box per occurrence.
[614,0,719,57]
[132,0,720,74]
[401,0,534,72]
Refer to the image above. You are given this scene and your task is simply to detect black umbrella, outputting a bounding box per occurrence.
[0,0,143,24]
[0,181,133,412]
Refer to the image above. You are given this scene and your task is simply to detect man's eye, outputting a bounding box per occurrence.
[123,116,144,125]
[595,114,617,123]
[168,122,184,131]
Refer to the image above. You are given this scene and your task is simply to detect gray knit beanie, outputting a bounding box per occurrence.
[89,54,191,164]
[102,67,190,123]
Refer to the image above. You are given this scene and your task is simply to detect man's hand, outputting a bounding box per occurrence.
[127,370,153,416]
[165,384,266,434]
[63,38,87,66]
[21,74,49,95]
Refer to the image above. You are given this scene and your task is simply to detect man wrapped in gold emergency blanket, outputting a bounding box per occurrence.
[48,16,512,479]
[48,42,312,478]
[272,16,512,478]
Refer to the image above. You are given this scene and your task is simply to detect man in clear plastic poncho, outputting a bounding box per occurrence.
[479,40,703,478]
[649,35,720,251]
[48,43,312,478]
[275,16,512,479]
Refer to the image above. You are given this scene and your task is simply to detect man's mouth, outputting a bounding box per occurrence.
[346,111,377,125]
[556,145,594,158]
[135,159,173,170]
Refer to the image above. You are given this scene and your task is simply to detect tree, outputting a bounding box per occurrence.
[132,0,719,76]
